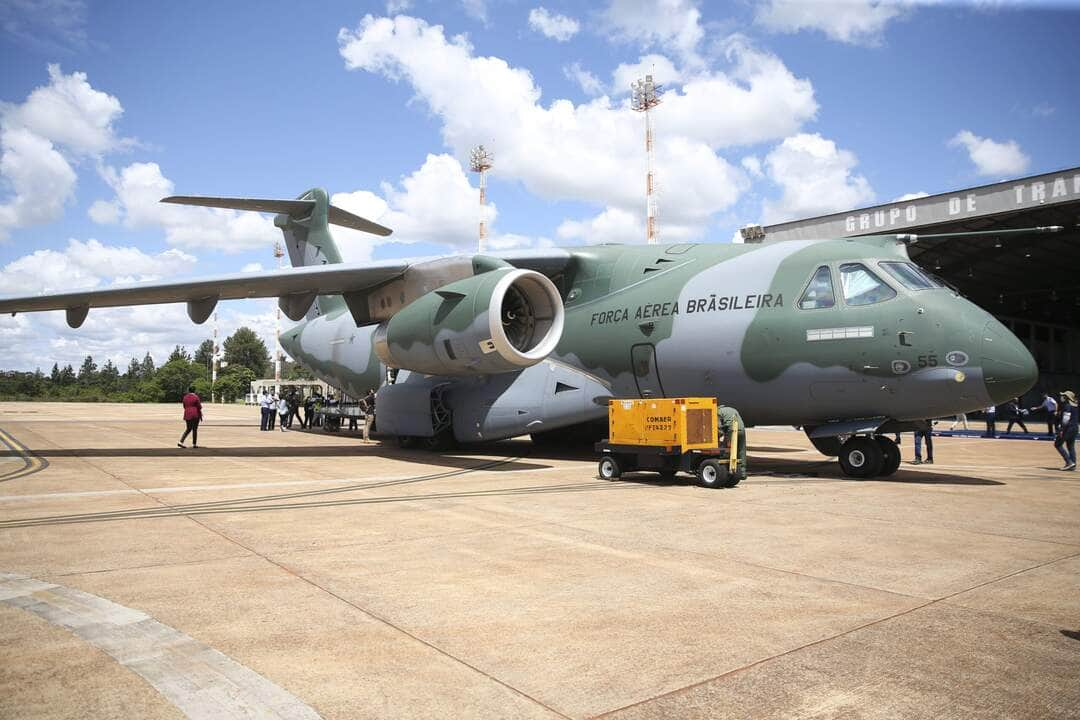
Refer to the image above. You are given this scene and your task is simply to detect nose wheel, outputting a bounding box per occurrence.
[837,437,884,478]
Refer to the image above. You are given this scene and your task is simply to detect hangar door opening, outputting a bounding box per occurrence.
[631,343,665,398]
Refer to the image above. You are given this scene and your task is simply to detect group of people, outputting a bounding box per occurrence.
[258,389,310,431]
[904,390,1078,470]
[978,390,1077,470]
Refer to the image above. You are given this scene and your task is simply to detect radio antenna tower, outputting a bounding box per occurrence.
[469,145,494,253]
[273,241,285,389]
[631,74,663,245]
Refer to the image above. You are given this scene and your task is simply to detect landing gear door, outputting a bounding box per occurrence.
[631,343,665,398]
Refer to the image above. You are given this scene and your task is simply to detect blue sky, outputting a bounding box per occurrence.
[1,0,1078,371]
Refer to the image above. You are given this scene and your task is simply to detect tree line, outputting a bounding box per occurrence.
[0,326,313,403]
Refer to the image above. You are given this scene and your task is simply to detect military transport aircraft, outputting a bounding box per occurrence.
[0,188,1041,479]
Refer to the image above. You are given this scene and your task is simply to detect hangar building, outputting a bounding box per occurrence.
[750,166,1080,393]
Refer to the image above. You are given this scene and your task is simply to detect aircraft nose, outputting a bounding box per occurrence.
[981,320,1038,405]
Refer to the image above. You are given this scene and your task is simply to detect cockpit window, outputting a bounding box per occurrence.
[799,266,836,310]
[879,261,941,290]
[839,263,896,306]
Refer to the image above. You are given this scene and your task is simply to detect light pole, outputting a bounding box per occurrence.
[469,145,494,254]
[631,75,663,245]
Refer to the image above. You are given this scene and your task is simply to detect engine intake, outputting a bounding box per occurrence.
[374,268,564,375]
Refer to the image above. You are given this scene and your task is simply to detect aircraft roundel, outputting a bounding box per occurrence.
[891,359,911,375]
[945,350,969,367]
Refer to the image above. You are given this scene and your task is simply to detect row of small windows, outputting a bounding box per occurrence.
[798,261,942,310]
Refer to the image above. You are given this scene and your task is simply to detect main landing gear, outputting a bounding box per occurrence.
[835,435,901,479]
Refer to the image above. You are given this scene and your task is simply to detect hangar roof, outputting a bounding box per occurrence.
[759,167,1080,328]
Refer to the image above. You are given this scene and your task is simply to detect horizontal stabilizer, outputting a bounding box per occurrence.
[161,195,393,236]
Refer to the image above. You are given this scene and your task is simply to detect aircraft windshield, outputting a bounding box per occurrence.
[879,261,941,290]
[799,266,835,309]
[839,263,896,306]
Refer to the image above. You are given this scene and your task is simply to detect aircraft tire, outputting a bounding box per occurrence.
[422,428,457,452]
[875,436,901,476]
[696,459,732,489]
[598,455,621,480]
[838,437,884,479]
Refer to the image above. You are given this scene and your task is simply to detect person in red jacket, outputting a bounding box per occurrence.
[178,385,203,448]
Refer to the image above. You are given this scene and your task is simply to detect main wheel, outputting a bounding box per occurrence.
[838,437,884,478]
[598,455,622,480]
[696,458,732,488]
[874,436,901,476]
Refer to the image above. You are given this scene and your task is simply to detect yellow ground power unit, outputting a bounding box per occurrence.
[608,397,718,451]
[597,397,743,489]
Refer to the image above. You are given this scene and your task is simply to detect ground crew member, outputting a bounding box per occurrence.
[1004,397,1029,434]
[178,385,202,448]
[277,395,290,432]
[1054,390,1077,471]
[983,405,997,438]
[259,389,272,431]
[716,404,747,481]
[912,428,933,465]
[1031,393,1057,435]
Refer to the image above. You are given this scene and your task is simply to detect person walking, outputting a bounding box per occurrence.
[302,393,314,429]
[1004,397,1029,434]
[178,385,203,448]
[277,395,290,432]
[983,404,997,438]
[1032,392,1058,435]
[259,389,272,431]
[949,413,969,431]
[1054,390,1077,471]
[286,391,300,429]
[912,427,934,465]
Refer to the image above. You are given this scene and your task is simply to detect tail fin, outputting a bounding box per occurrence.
[162,188,392,320]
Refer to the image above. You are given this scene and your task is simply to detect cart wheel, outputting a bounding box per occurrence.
[598,455,622,480]
[696,459,731,489]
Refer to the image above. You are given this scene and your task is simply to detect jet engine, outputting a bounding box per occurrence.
[373,267,564,376]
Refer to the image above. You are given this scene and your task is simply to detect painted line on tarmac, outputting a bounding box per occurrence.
[0,463,593,503]
[0,426,48,483]
[0,571,322,720]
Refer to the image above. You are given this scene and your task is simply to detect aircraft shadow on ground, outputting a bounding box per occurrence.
[0,444,548,473]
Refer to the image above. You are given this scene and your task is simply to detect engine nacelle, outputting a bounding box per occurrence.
[373,268,564,375]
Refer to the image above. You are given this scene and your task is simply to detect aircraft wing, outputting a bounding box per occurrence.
[0,260,410,327]
[0,249,577,328]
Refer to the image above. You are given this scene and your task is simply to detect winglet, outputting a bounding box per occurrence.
[161,195,393,237]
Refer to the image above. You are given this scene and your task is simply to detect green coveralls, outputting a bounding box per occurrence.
[717,405,747,480]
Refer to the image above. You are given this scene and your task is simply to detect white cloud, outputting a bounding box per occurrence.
[330,153,492,262]
[461,0,489,24]
[0,238,196,296]
[564,62,605,96]
[338,16,813,237]
[611,54,682,96]
[2,64,129,156]
[240,262,265,273]
[93,162,278,252]
[557,207,642,244]
[386,0,412,13]
[894,191,929,202]
[0,126,77,239]
[1031,102,1054,118]
[761,133,875,224]
[600,0,704,65]
[87,198,118,224]
[0,65,130,239]
[528,7,580,42]
[741,155,763,179]
[755,0,909,45]
[948,129,1030,177]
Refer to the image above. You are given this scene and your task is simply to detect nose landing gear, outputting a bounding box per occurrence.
[837,435,901,479]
